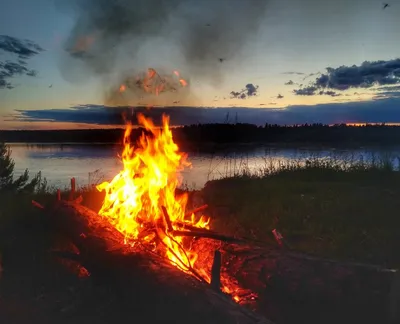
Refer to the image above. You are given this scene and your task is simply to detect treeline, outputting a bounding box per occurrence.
[1,123,400,148]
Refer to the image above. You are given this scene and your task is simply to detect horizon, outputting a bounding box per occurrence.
[2,0,400,129]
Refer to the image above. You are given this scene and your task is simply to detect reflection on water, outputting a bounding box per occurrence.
[8,143,400,190]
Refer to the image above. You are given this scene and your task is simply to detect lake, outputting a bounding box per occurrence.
[8,143,400,190]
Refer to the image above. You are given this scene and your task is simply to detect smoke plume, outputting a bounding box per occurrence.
[57,0,268,104]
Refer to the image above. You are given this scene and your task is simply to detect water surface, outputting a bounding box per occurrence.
[9,143,400,190]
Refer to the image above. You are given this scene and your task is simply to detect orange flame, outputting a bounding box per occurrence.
[174,70,188,87]
[96,114,209,271]
[96,113,242,301]
[119,84,126,92]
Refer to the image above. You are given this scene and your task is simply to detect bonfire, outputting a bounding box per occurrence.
[95,112,241,301]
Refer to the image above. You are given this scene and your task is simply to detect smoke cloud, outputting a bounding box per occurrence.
[57,0,268,104]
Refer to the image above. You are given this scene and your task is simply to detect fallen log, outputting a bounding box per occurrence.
[194,239,399,324]
[42,200,272,324]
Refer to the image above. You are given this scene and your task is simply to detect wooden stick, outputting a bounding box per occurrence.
[69,177,76,201]
[56,189,61,201]
[211,250,221,292]
[32,200,44,209]
[161,206,174,232]
[171,230,247,243]
[184,204,209,217]
[173,221,216,234]
[73,195,83,205]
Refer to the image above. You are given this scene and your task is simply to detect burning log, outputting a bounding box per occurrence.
[171,229,249,244]
[161,205,174,233]
[42,199,272,324]
[185,204,209,218]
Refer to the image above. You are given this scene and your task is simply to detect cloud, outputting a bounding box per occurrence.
[293,86,318,96]
[0,35,44,89]
[277,94,284,99]
[293,58,400,96]
[10,97,400,126]
[0,35,44,59]
[230,83,259,99]
[284,80,294,85]
[319,90,341,97]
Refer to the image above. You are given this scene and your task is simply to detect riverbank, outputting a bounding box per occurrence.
[1,157,399,267]
[1,158,400,323]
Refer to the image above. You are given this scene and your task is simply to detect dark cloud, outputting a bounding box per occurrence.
[284,80,294,85]
[230,83,259,99]
[319,90,341,97]
[376,85,400,92]
[58,0,268,92]
[11,97,400,126]
[0,35,44,89]
[0,35,44,59]
[293,58,400,96]
[293,86,318,96]
[277,94,284,99]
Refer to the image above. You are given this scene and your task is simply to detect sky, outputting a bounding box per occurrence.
[2,0,400,129]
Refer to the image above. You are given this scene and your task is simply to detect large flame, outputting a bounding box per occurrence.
[97,113,206,269]
[96,113,243,302]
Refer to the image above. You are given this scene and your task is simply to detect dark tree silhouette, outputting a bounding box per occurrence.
[0,142,46,193]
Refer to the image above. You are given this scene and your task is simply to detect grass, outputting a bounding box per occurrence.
[202,156,400,267]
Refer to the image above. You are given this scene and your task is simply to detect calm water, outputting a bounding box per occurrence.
[8,143,400,190]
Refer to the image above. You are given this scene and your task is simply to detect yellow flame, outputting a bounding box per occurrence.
[96,113,242,302]
[97,113,208,271]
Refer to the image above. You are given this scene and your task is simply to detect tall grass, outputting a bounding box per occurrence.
[205,152,400,180]
[202,153,400,266]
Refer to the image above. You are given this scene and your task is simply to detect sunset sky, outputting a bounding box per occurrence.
[2,0,400,129]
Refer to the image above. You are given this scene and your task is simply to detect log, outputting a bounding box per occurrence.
[193,240,399,324]
[43,200,272,324]
[161,206,174,233]
[211,250,221,292]
[185,204,209,217]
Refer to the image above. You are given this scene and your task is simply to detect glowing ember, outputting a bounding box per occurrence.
[119,84,126,92]
[96,113,242,301]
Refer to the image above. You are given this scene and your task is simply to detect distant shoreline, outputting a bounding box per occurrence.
[3,123,400,151]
